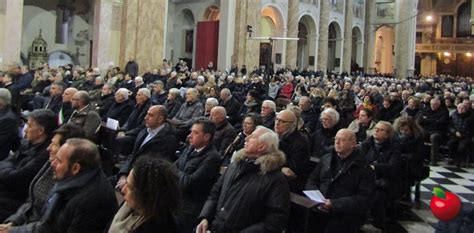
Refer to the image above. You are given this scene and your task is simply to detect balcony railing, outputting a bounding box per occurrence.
[416,43,474,53]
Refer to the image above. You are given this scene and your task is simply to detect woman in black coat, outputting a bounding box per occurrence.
[109,156,180,233]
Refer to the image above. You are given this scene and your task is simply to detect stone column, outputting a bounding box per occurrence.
[471,0,474,35]
[285,0,299,68]
[120,0,168,71]
[363,0,376,74]
[317,0,329,72]
[341,0,353,73]
[217,0,236,71]
[92,0,123,72]
[395,0,418,78]
[233,0,260,70]
[0,0,23,68]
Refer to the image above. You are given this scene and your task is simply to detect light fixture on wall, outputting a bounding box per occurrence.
[425,15,433,22]
[466,52,472,57]
[443,51,451,57]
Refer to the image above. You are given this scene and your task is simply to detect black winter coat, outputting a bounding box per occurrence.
[213,121,237,153]
[417,107,449,135]
[449,110,474,139]
[102,99,135,127]
[360,137,403,198]
[0,106,20,160]
[220,96,242,125]
[123,100,152,135]
[199,150,290,233]
[306,149,376,233]
[279,129,311,193]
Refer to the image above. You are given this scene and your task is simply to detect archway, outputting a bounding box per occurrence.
[203,5,220,21]
[297,15,317,69]
[374,26,394,74]
[327,22,342,72]
[351,27,363,72]
[173,8,195,65]
[260,5,285,68]
[48,50,75,67]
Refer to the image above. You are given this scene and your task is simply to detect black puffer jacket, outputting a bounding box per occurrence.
[449,110,474,139]
[417,107,449,135]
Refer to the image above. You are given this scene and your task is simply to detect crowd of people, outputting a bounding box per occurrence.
[0,59,473,232]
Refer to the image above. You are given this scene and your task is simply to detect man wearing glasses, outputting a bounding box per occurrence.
[274,110,310,194]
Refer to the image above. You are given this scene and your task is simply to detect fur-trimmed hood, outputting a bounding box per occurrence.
[232,149,286,174]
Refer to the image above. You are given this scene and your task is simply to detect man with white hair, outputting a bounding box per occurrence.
[261,100,276,129]
[132,76,145,98]
[209,106,236,153]
[0,88,20,160]
[204,97,219,117]
[219,88,241,125]
[173,88,204,141]
[101,88,134,127]
[196,126,290,233]
[275,110,311,194]
[311,108,341,158]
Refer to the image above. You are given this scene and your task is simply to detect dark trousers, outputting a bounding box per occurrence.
[448,137,471,164]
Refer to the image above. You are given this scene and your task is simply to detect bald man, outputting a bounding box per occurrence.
[209,106,236,153]
[306,129,375,233]
[116,105,178,189]
[59,87,78,124]
[275,110,310,194]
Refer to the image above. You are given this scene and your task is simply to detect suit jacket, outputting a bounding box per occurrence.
[119,123,178,176]
[68,104,101,141]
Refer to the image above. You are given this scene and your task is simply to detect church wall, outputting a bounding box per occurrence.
[22,4,91,68]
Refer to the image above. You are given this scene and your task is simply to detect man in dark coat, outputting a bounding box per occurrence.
[416,97,449,165]
[275,110,311,194]
[175,118,221,233]
[359,121,402,230]
[124,57,139,77]
[209,107,236,153]
[43,82,65,114]
[41,138,117,233]
[101,88,134,127]
[68,91,101,141]
[0,109,57,221]
[447,102,474,166]
[299,96,319,135]
[261,100,276,129]
[196,126,290,233]
[96,83,115,117]
[116,105,178,189]
[0,88,20,160]
[219,88,241,125]
[306,129,376,233]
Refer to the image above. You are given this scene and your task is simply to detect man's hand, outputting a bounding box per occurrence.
[281,167,296,178]
[195,219,209,233]
[117,132,125,137]
[322,199,332,210]
[456,131,462,138]
[116,175,127,190]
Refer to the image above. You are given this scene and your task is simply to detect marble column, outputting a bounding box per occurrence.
[92,0,123,72]
[363,0,376,74]
[395,0,418,78]
[217,0,236,71]
[341,0,353,73]
[0,0,23,68]
[317,0,329,72]
[120,0,168,72]
[285,0,299,68]
[233,0,261,70]
[471,0,474,35]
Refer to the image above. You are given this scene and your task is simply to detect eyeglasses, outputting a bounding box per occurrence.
[275,118,294,124]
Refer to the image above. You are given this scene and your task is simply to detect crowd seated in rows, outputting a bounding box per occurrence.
[0,61,473,232]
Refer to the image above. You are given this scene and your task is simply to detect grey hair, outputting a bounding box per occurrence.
[135,76,144,84]
[321,108,340,125]
[138,88,151,98]
[116,88,130,100]
[169,88,180,97]
[262,100,276,112]
[255,126,280,153]
[220,88,231,96]
[206,97,219,107]
[0,88,11,105]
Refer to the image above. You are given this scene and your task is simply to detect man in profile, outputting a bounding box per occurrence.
[196,126,290,233]
[41,138,117,232]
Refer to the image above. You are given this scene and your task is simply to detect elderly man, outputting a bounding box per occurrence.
[261,100,276,129]
[41,139,117,232]
[360,121,402,230]
[275,110,311,194]
[165,88,183,119]
[0,109,58,221]
[96,83,115,117]
[101,88,134,127]
[209,106,236,153]
[311,108,341,158]
[116,105,178,189]
[196,126,290,233]
[0,89,20,160]
[151,80,167,105]
[175,118,221,233]
[58,87,77,124]
[204,97,219,118]
[306,129,375,233]
[122,88,152,136]
[68,91,101,141]
[299,96,319,135]
[219,88,241,125]
[447,102,474,166]
[173,88,204,126]
[416,97,449,165]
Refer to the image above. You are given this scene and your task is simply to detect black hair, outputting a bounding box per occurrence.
[28,109,59,138]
